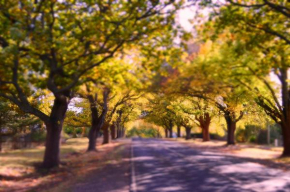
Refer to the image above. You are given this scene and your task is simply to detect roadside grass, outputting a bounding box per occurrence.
[273,157,290,164]
[0,138,89,179]
[171,138,289,166]
[0,137,123,192]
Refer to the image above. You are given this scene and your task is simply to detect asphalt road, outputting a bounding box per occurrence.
[131,138,290,192]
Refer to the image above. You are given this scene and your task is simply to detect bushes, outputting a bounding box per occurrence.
[64,126,87,138]
[236,124,282,144]
[31,131,46,142]
[190,133,226,140]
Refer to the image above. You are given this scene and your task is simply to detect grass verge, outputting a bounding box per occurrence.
[0,138,122,192]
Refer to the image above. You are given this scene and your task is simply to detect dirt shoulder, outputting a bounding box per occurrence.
[0,138,131,192]
[168,138,290,170]
[53,138,131,192]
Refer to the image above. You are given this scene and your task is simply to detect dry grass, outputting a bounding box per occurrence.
[0,137,123,192]
[171,138,288,164]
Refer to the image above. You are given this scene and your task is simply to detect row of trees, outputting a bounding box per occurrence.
[0,0,187,168]
[142,0,290,158]
[1,0,290,170]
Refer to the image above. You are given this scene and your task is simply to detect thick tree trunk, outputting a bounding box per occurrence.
[87,124,98,151]
[42,96,69,168]
[202,124,210,142]
[110,124,116,140]
[281,122,290,156]
[87,91,108,151]
[43,122,62,168]
[102,123,110,144]
[168,127,173,138]
[185,127,191,140]
[225,115,236,145]
[196,113,211,142]
[164,129,168,138]
[87,111,102,151]
[0,127,2,152]
[177,126,181,137]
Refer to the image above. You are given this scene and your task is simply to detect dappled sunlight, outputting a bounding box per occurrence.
[243,177,290,192]
[0,138,127,192]
[132,139,290,192]
[133,156,155,161]
[0,137,93,191]
[213,162,277,174]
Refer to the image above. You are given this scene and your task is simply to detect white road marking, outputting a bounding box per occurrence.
[130,139,137,192]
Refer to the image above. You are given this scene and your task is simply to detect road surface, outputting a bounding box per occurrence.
[71,138,290,192]
[131,138,290,192]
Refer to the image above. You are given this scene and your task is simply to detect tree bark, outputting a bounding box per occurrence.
[121,126,125,138]
[87,91,109,151]
[164,128,168,138]
[185,127,191,140]
[87,123,98,151]
[202,125,210,142]
[42,96,69,169]
[102,123,110,144]
[0,141,1,152]
[0,127,2,152]
[225,113,236,145]
[168,127,173,138]
[110,124,116,140]
[196,113,211,142]
[177,126,181,137]
[117,128,121,138]
[281,122,290,156]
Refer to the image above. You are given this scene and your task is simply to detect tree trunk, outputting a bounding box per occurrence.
[281,122,290,156]
[196,113,211,142]
[185,127,191,140]
[102,123,110,144]
[169,127,173,138]
[87,111,102,151]
[87,91,108,151]
[202,126,210,142]
[225,114,236,145]
[177,126,181,137]
[42,96,69,168]
[0,127,2,152]
[110,124,116,140]
[120,126,125,138]
[117,125,122,138]
[87,124,98,151]
[117,128,120,138]
[43,122,62,168]
[81,127,86,137]
[164,129,168,138]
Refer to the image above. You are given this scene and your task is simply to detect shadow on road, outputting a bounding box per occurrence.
[132,138,290,192]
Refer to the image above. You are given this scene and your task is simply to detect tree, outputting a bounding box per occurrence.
[0,1,182,168]
[144,94,179,138]
[164,40,253,144]
[200,0,290,154]
[101,91,138,144]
